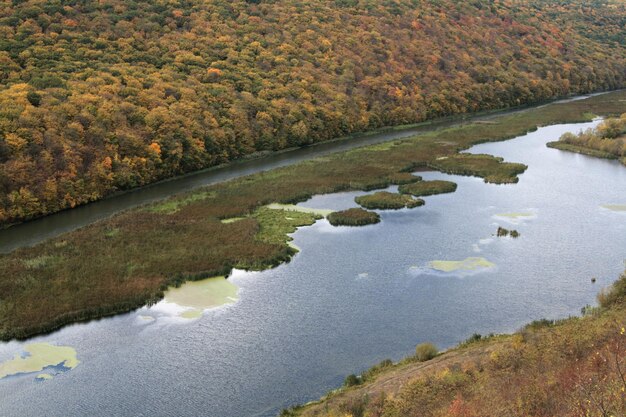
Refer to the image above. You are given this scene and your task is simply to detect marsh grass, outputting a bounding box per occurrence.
[355,192,424,210]
[398,180,457,197]
[427,154,528,184]
[146,191,216,214]
[1,91,626,340]
[327,208,380,226]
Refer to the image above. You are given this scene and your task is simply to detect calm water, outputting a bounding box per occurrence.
[1,120,626,417]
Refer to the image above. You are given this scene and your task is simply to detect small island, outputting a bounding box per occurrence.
[355,191,424,210]
[497,226,520,238]
[399,180,457,197]
[327,208,381,226]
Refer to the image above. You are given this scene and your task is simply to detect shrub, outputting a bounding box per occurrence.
[344,374,362,387]
[598,272,626,308]
[415,342,439,362]
[463,333,483,345]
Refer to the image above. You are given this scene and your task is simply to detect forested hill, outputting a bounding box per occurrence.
[0,1,624,226]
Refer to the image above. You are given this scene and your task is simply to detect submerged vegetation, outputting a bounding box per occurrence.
[0,0,625,226]
[355,192,424,210]
[327,208,380,227]
[548,113,626,165]
[427,154,528,184]
[0,92,626,340]
[398,180,457,197]
[291,269,626,417]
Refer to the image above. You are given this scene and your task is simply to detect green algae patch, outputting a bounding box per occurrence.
[496,212,535,218]
[327,208,380,226]
[146,191,216,214]
[35,373,53,381]
[253,206,321,247]
[0,343,80,380]
[427,153,527,184]
[399,180,457,197]
[164,276,239,319]
[355,192,424,210]
[429,257,496,273]
[601,204,626,212]
[287,241,301,252]
[265,203,333,217]
[494,211,537,224]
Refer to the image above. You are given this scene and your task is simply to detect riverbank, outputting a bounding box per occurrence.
[546,113,626,166]
[287,270,626,417]
[1,91,626,341]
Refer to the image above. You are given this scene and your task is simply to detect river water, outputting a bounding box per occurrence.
[1,120,626,417]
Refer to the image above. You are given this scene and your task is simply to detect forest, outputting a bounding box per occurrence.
[0,0,625,226]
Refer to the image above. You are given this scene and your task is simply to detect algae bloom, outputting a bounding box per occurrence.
[265,203,333,217]
[601,204,626,212]
[0,343,80,380]
[163,276,239,319]
[493,211,537,224]
[429,257,496,273]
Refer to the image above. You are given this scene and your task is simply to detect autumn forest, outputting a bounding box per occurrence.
[0,0,625,226]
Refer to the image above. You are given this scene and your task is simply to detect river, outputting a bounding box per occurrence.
[1,119,625,417]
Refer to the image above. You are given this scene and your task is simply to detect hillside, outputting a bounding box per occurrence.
[0,0,625,226]
[288,271,626,417]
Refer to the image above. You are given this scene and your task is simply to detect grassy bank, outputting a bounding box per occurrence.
[1,91,626,341]
[287,271,626,417]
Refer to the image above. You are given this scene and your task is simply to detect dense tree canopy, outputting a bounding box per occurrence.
[0,0,624,225]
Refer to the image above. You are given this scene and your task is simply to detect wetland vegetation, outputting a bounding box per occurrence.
[327,209,380,227]
[355,192,424,210]
[398,180,457,197]
[427,154,528,184]
[0,91,626,341]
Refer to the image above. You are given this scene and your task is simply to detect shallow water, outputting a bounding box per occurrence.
[2,120,626,417]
